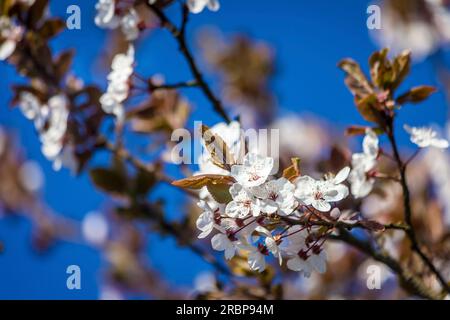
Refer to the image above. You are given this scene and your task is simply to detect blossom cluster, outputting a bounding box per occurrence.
[100,45,135,123]
[17,92,76,171]
[348,125,449,199]
[191,122,351,276]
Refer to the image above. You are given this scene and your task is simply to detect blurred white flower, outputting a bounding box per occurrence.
[82,211,109,246]
[100,45,135,123]
[40,95,69,161]
[95,0,141,40]
[271,116,328,163]
[121,9,140,41]
[187,0,220,14]
[371,0,450,60]
[231,153,274,188]
[194,272,217,293]
[19,160,44,193]
[95,0,120,28]
[0,16,23,61]
[404,124,449,149]
[349,129,379,199]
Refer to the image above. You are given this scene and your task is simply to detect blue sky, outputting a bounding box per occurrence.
[0,0,448,299]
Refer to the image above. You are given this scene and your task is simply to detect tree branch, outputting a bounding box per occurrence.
[145,2,232,123]
[386,120,450,294]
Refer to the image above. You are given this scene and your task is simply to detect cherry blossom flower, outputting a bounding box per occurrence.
[349,129,379,198]
[95,0,120,29]
[246,244,268,272]
[225,183,261,218]
[120,9,140,41]
[100,45,135,123]
[196,200,218,239]
[286,248,327,277]
[404,125,449,149]
[251,177,297,216]
[211,233,236,260]
[187,0,220,14]
[293,172,349,212]
[231,153,274,188]
[95,1,141,41]
[40,95,69,161]
[0,16,23,61]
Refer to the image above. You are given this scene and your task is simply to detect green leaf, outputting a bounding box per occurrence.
[396,86,437,105]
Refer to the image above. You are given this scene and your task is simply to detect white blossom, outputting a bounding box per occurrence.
[293,173,349,212]
[286,249,327,277]
[95,0,120,29]
[40,95,69,160]
[95,1,141,41]
[404,125,449,149]
[211,233,236,260]
[100,45,135,123]
[349,129,379,199]
[187,0,220,14]
[196,200,217,239]
[251,177,297,216]
[121,9,140,41]
[225,183,261,218]
[231,153,274,188]
[0,16,23,61]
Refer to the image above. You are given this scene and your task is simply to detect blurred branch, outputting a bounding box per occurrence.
[330,229,443,300]
[145,2,232,123]
[386,119,450,294]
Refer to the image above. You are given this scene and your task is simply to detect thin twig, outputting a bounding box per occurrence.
[145,2,232,123]
[386,120,450,294]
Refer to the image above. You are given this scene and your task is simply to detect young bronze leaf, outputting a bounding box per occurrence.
[172,174,235,190]
[396,86,437,105]
[27,0,49,28]
[355,94,384,125]
[369,48,389,88]
[38,19,65,40]
[201,124,235,171]
[392,50,411,89]
[338,58,373,99]
[282,157,301,181]
[359,219,385,232]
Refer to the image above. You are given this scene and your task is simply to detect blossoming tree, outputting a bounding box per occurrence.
[1,0,450,300]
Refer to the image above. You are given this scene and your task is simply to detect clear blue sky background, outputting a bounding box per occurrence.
[0,0,448,299]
